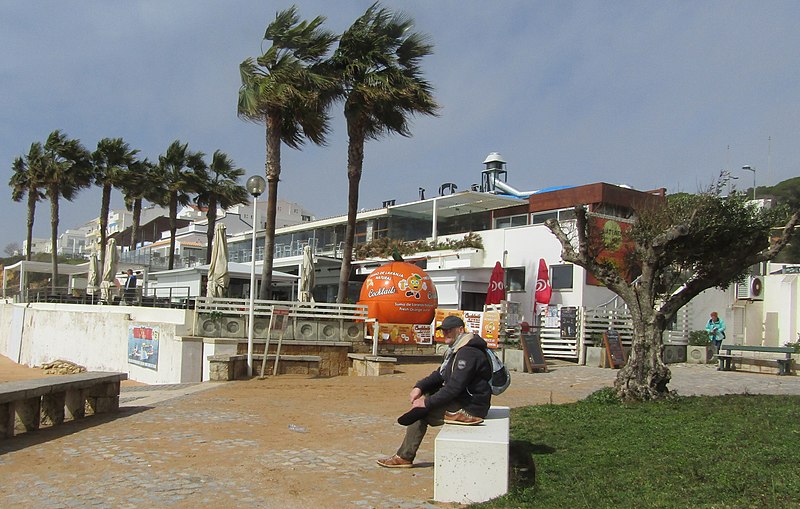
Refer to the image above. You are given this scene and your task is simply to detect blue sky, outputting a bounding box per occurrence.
[2,1,799,251]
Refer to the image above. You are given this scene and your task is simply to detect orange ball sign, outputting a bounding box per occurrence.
[358,261,438,324]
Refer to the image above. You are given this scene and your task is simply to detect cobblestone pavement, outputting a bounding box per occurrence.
[1,362,799,508]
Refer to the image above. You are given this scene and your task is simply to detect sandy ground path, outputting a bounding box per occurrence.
[0,355,618,508]
[4,354,800,508]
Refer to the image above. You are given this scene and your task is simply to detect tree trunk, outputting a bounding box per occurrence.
[99,183,111,270]
[131,198,142,251]
[26,192,36,261]
[168,193,177,270]
[205,197,218,264]
[336,128,365,304]
[259,115,281,300]
[614,317,672,401]
[49,188,60,293]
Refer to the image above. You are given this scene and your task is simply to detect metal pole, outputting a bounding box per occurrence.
[742,165,756,200]
[247,196,259,377]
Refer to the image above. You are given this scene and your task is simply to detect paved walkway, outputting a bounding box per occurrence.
[1,361,799,508]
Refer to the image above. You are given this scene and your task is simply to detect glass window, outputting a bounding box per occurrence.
[494,214,528,229]
[506,267,526,291]
[531,211,558,224]
[551,264,574,290]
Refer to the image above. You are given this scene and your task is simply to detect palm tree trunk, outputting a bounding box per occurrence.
[131,198,142,251]
[26,192,36,261]
[168,193,178,270]
[259,116,281,300]
[205,197,218,264]
[99,183,112,270]
[337,130,365,303]
[49,187,60,293]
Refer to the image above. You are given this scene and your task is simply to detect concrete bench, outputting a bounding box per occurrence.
[347,353,397,376]
[717,344,795,375]
[434,406,510,504]
[0,371,127,439]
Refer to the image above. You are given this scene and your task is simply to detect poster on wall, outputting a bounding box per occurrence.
[128,324,160,370]
[378,323,433,345]
[479,310,501,349]
[544,305,560,328]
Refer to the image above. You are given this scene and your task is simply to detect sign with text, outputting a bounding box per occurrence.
[378,323,432,345]
[271,306,290,332]
[521,330,548,372]
[603,328,626,368]
[128,324,160,370]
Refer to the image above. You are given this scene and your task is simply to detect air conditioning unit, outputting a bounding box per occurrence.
[735,276,764,301]
[220,317,246,338]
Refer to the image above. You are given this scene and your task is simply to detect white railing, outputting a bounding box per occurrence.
[192,297,370,343]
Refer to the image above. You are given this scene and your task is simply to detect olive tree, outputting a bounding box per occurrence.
[546,190,799,401]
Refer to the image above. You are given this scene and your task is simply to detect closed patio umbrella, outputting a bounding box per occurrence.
[86,253,99,297]
[206,223,229,298]
[100,239,119,303]
[299,244,315,302]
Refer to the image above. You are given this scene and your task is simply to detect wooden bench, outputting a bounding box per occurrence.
[0,372,127,439]
[717,344,795,375]
[434,406,510,504]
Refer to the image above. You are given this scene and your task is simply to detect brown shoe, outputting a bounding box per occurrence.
[377,454,413,468]
[444,409,484,426]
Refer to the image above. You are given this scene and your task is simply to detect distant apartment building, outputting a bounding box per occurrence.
[22,238,52,255]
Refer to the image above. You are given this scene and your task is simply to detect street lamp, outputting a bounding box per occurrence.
[742,165,756,200]
[245,175,266,377]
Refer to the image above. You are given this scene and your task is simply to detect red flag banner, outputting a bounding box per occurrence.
[485,261,506,305]
[534,258,551,312]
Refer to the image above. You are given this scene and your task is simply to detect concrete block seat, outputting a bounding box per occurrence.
[434,405,510,504]
[347,353,397,376]
[0,372,127,438]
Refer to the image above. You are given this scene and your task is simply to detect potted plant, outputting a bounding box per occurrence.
[686,330,713,364]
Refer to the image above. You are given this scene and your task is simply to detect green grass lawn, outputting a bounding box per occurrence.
[476,391,800,509]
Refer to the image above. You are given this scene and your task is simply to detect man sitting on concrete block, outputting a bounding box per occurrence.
[377,315,493,468]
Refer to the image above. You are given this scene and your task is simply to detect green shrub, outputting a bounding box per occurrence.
[582,386,621,404]
[687,329,710,346]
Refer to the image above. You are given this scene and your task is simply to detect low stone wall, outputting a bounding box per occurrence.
[239,341,351,378]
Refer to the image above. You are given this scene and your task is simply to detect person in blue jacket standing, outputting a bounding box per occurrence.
[705,311,726,353]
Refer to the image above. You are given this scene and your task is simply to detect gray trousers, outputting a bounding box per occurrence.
[397,401,461,461]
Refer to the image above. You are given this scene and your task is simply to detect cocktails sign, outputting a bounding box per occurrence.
[358,261,438,324]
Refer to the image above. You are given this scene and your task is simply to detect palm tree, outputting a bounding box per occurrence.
[41,130,92,291]
[9,142,46,261]
[119,158,158,252]
[92,138,138,269]
[329,3,439,302]
[238,6,337,299]
[194,150,249,263]
[156,140,206,270]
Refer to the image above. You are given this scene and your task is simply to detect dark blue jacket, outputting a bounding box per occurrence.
[415,333,492,418]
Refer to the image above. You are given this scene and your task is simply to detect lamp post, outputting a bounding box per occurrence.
[742,165,756,200]
[245,175,266,377]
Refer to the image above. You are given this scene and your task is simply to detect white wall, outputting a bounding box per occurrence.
[764,273,799,346]
[0,302,201,384]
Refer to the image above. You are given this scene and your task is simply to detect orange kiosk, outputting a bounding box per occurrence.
[358,261,438,344]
